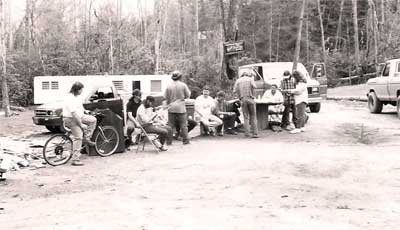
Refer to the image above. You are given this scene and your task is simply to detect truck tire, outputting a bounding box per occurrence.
[368,92,383,113]
[397,96,400,119]
[309,103,321,113]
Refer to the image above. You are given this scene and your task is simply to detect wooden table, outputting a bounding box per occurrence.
[255,100,281,130]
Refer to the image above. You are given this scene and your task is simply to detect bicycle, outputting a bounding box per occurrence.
[42,110,120,166]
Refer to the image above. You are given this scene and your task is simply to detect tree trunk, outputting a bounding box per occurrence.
[154,0,162,73]
[108,16,113,74]
[305,1,309,64]
[194,0,200,57]
[368,0,379,75]
[269,0,273,61]
[380,0,384,25]
[276,10,281,62]
[252,10,257,58]
[317,0,327,69]
[352,0,361,75]
[335,0,344,51]
[178,0,185,53]
[293,0,307,71]
[0,0,10,117]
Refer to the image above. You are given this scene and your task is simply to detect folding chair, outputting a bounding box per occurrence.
[130,117,160,153]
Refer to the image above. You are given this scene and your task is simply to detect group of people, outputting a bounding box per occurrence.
[62,69,310,166]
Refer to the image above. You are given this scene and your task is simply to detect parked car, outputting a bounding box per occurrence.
[366,58,400,118]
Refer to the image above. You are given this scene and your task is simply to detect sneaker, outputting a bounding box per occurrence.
[217,132,224,136]
[71,160,84,166]
[160,145,168,151]
[252,134,259,138]
[183,140,190,145]
[300,127,306,132]
[290,128,301,134]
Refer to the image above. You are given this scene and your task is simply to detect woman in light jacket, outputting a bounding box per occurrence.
[288,70,308,134]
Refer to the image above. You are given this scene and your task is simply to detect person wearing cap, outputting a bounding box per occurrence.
[233,71,258,138]
[280,70,297,130]
[164,71,191,144]
[126,89,142,147]
[215,91,238,135]
[136,96,172,151]
[195,86,223,136]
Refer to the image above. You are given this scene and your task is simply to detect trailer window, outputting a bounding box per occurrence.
[42,81,50,90]
[51,81,59,90]
[151,80,162,92]
[93,87,114,99]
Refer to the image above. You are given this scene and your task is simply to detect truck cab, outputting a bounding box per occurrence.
[238,62,327,112]
[367,58,400,117]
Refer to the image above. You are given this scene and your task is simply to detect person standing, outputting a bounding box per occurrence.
[233,71,258,138]
[164,71,191,144]
[287,70,308,134]
[62,82,97,166]
[280,70,297,130]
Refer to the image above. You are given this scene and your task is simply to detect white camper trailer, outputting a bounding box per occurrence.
[33,75,172,105]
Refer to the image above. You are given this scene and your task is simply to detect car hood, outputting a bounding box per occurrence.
[35,101,63,110]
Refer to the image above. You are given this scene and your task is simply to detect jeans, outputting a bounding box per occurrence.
[294,102,307,129]
[64,114,97,161]
[281,103,297,128]
[143,124,173,145]
[241,97,258,136]
[168,112,189,143]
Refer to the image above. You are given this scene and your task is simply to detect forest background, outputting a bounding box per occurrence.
[1,0,400,108]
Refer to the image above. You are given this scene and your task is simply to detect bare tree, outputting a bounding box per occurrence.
[334,0,345,51]
[293,0,307,71]
[0,0,10,117]
[317,0,327,68]
[352,0,361,75]
[368,0,379,74]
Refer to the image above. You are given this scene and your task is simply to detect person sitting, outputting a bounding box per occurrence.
[214,91,238,135]
[194,86,223,136]
[126,89,142,147]
[262,84,284,131]
[136,96,173,151]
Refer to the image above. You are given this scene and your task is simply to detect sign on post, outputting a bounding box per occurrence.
[223,41,245,55]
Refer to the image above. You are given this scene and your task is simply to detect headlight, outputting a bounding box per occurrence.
[312,87,319,93]
[47,111,54,115]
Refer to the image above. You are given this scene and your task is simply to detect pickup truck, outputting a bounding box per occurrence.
[366,58,400,118]
[33,80,124,133]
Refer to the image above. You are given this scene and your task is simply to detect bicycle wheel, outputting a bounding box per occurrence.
[43,134,73,166]
[93,126,119,157]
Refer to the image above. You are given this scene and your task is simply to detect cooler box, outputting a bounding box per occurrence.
[185,99,195,118]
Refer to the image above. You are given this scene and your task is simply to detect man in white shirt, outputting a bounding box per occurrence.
[194,86,223,136]
[62,82,96,166]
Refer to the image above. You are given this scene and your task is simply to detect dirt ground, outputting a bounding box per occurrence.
[1,100,400,230]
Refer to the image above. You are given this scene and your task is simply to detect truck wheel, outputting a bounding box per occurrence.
[309,103,321,113]
[397,96,400,119]
[368,92,383,113]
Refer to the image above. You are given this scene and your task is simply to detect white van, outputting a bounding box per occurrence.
[239,62,327,112]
